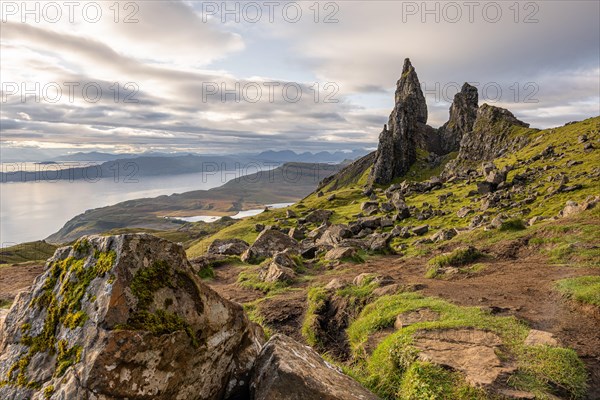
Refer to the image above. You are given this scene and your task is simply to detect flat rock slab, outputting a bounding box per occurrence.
[413,329,514,387]
[524,329,559,347]
[394,308,440,329]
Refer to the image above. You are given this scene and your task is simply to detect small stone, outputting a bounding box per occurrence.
[412,225,429,236]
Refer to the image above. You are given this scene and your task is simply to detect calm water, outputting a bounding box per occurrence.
[0,168,260,246]
[172,202,294,223]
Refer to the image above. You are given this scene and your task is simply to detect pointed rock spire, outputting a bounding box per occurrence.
[369,58,428,185]
[439,82,479,153]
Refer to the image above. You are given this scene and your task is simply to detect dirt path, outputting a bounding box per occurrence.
[0,263,45,305]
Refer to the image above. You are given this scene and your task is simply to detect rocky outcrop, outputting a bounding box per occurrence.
[445,104,531,174]
[369,58,428,185]
[250,334,380,400]
[0,234,264,400]
[438,82,479,153]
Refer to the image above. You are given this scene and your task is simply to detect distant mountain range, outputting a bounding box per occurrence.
[1,150,368,183]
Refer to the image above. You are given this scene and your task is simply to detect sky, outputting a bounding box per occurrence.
[1,0,599,159]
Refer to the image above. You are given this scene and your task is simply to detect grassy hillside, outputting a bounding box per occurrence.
[187,117,599,260]
[0,241,57,265]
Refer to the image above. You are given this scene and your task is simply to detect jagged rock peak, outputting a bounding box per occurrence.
[395,58,428,124]
[444,103,531,175]
[439,82,479,153]
[369,58,428,185]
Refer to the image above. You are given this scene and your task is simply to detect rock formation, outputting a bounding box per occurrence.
[0,234,264,400]
[250,334,380,400]
[438,82,479,153]
[445,104,530,174]
[0,234,382,400]
[369,58,429,185]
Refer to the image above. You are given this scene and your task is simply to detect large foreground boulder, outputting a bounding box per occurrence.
[0,234,265,400]
[250,334,380,400]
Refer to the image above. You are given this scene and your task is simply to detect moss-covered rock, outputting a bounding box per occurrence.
[0,234,265,400]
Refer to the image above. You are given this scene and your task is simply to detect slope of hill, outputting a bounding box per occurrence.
[46,162,341,244]
[180,62,599,398]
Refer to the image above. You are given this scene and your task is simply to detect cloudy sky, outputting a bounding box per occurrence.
[1,0,599,159]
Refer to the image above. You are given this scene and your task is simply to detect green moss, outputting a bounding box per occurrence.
[237,268,291,294]
[63,310,88,329]
[344,292,588,399]
[556,276,600,306]
[73,238,91,253]
[3,245,117,388]
[96,251,116,274]
[499,218,527,231]
[55,340,82,377]
[130,260,174,309]
[301,287,329,347]
[399,361,487,400]
[425,247,484,278]
[117,260,199,347]
[43,385,54,399]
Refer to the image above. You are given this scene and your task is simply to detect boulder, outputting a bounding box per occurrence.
[477,181,495,194]
[357,216,382,230]
[317,224,352,246]
[352,273,394,287]
[242,229,300,263]
[304,209,333,224]
[390,192,410,217]
[207,238,249,256]
[369,233,392,252]
[412,225,429,236]
[324,247,357,261]
[361,201,379,215]
[0,234,264,400]
[288,227,306,241]
[482,162,506,185]
[380,202,395,213]
[457,206,473,218]
[259,262,296,284]
[430,228,458,243]
[286,209,297,218]
[324,278,347,291]
[250,334,380,400]
[558,196,599,218]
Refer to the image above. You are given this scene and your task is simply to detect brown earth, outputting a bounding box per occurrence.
[205,248,600,397]
[0,263,44,305]
[0,243,598,396]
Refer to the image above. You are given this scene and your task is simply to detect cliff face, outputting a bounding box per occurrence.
[443,103,532,175]
[369,59,429,185]
[349,59,534,187]
[438,83,479,154]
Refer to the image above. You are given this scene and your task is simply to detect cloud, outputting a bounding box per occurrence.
[1,0,598,156]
